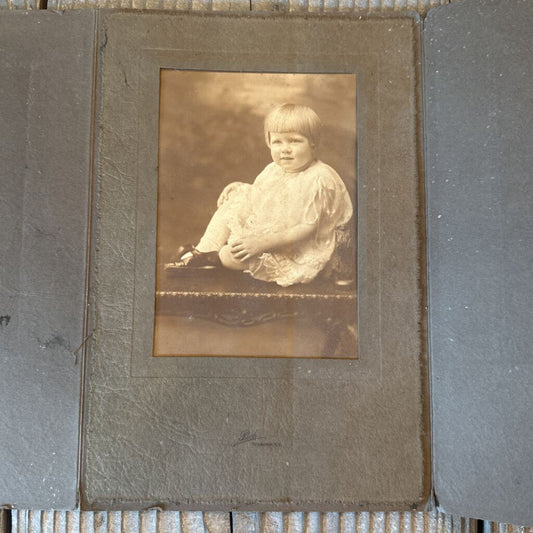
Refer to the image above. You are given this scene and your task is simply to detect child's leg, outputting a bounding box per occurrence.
[195,209,231,253]
[219,244,247,271]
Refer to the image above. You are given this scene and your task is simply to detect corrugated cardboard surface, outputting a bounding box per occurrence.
[83,11,428,510]
[425,0,533,526]
[0,10,95,509]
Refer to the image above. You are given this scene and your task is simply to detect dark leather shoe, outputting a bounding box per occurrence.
[178,249,221,268]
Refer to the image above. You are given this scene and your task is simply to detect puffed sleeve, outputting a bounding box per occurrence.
[303,164,353,228]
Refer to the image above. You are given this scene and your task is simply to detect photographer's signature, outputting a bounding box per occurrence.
[232,430,281,448]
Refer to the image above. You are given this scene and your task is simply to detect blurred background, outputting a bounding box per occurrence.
[157,71,357,266]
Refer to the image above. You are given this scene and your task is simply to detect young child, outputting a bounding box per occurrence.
[171,103,353,287]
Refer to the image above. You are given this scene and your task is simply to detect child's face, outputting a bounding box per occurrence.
[269,132,315,173]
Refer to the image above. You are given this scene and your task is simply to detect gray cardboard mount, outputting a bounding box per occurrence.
[425,0,533,526]
[0,10,96,508]
[81,11,429,511]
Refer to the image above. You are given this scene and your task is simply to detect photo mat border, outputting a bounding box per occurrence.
[130,48,378,380]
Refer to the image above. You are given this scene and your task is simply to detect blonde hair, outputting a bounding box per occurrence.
[264,104,322,147]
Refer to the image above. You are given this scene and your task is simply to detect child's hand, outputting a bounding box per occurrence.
[217,181,247,207]
[230,235,267,262]
[231,223,317,262]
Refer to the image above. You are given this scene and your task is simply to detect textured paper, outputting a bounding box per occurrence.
[82,11,429,510]
[425,0,533,525]
[0,10,95,509]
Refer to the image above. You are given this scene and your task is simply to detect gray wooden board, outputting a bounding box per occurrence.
[6,509,530,533]
[0,0,37,9]
[0,10,95,509]
[9,509,460,533]
[42,0,448,12]
[424,0,533,526]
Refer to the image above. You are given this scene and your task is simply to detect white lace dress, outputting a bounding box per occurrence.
[221,160,353,287]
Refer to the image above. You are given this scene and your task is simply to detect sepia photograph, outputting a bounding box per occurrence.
[153,71,357,358]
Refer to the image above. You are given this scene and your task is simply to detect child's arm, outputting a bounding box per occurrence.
[217,181,249,207]
[230,223,318,262]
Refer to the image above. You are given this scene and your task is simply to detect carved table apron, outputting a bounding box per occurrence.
[156,268,357,359]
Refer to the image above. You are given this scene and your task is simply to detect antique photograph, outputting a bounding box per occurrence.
[153,71,357,358]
